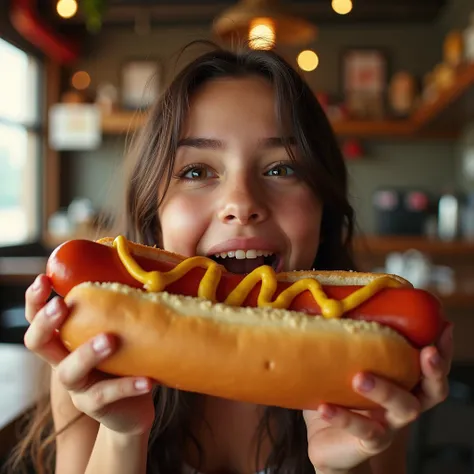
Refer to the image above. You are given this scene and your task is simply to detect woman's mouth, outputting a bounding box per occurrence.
[209,250,281,274]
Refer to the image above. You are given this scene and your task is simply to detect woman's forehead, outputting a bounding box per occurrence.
[181,77,290,140]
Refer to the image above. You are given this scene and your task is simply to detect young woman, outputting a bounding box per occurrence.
[13,44,452,474]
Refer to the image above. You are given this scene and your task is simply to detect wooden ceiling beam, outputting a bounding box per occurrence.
[46,1,446,26]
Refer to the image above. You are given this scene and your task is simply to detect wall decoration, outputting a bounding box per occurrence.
[49,103,101,151]
[341,48,388,119]
[120,59,161,110]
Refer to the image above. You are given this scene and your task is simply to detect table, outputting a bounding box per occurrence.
[0,344,48,457]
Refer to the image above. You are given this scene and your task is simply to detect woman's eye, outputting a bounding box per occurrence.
[181,166,215,180]
[265,164,295,177]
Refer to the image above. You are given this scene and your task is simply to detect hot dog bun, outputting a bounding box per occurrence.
[48,236,443,409]
[61,280,421,410]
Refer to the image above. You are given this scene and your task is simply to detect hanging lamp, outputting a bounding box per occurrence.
[213,0,317,48]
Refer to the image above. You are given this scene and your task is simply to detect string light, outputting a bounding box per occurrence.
[249,18,275,50]
[297,50,319,72]
[71,71,91,90]
[332,0,353,15]
[57,0,78,19]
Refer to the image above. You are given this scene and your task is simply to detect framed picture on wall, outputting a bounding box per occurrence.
[341,48,389,119]
[120,59,161,110]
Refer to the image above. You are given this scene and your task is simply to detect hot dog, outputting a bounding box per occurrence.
[46,235,446,410]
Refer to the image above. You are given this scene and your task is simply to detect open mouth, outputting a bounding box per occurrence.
[209,250,281,275]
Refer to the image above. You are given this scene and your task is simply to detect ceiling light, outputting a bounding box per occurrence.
[56,0,78,19]
[297,50,319,71]
[249,18,275,50]
[71,71,91,90]
[213,0,317,47]
[332,0,353,15]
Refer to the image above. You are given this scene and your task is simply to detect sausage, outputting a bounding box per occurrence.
[46,238,444,348]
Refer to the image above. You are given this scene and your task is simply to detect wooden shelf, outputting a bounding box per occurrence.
[354,235,474,310]
[0,256,48,284]
[100,109,417,139]
[331,119,412,138]
[440,291,474,308]
[411,62,474,133]
[98,62,474,139]
[101,110,146,134]
[333,62,474,139]
[42,229,112,249]
[353,235,474,256]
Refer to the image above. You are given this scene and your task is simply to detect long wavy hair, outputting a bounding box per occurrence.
[7,41,357,474]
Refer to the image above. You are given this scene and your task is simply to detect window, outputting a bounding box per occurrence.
[0,38,42,246]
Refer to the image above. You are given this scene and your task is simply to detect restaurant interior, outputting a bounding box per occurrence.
[1,0,474,472]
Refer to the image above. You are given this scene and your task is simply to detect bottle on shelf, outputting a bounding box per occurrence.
[461,192,474,241]
[438,191,460,241]
[463,12,474,63]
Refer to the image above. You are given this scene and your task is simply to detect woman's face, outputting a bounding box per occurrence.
[158,76,323,273]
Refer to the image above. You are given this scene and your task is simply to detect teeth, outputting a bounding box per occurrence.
[235,250,246,259]
[213,250,274,259]
[244,250,257,259]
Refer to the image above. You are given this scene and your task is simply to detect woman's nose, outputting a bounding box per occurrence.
[217,182,268,225]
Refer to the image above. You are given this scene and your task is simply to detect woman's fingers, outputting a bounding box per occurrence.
[55,334,154,421]
[56,333,118,392]
[317,404,391,454]
[23,296,70,366]
[434,322,454,373]
[352,373,421,429]
[72,376,153,419]
[315,369,422,456]
[25,274,52,323]
[416,324,453,409]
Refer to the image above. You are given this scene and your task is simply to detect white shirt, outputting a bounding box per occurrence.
[182,463,268,474]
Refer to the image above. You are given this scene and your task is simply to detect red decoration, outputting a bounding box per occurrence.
[342,139,364,160]
[10,0,80,64]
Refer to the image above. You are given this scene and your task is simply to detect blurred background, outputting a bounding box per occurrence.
[1,0,474,472]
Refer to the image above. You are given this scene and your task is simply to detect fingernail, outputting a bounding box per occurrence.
[31,276,41,291]
[318,405,336,420]
[430,351,441,367]
[134,378,150,392]
[356,374,375,392]
[45,298,60,317]
[92,335,110,354]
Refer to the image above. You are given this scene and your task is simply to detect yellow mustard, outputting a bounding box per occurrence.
[112,235,402,319]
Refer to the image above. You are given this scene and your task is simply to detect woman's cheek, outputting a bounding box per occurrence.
[279,189,323,268]
[159,194,209,256]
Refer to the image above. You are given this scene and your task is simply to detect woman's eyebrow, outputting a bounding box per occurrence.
[177,137,223,149]
[176,136,296,149]
[259,136,297,148]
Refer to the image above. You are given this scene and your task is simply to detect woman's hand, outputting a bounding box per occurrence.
[24,274,156,436]
[303,323,453,473]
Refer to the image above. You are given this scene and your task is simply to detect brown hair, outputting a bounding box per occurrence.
[7,41,356,474]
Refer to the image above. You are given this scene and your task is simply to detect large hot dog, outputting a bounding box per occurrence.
[45,236,446,410]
